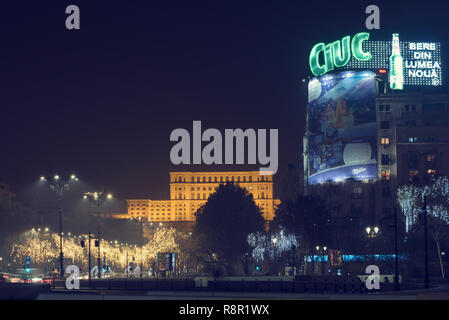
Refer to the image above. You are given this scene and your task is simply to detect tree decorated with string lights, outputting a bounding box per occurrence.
[397,176,449,279]
[9,226,190,274]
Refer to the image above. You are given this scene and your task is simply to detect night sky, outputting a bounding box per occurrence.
[1,0,448,201]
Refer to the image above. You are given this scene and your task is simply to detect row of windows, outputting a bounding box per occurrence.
[129,203,170,207]
[409,169,437,181]
[177,192,270,200]
[381,120,444,131]
[173,175,270,183]
[379,104,417,112]
[407,152,437,162]
[408,136,439,143]
[177,185,269,191]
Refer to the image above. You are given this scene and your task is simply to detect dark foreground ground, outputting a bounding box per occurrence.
[36,287,449,300]
[1,279,448,300]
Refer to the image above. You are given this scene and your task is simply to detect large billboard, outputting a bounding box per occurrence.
[307,71,377,184]
[309,32,442,88]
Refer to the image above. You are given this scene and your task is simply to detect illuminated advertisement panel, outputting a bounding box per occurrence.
[307,71,377,184]
[309,33,442,88]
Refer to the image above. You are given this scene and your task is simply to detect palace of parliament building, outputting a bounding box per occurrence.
[110,171,280,222]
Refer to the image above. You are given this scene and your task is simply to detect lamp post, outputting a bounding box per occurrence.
[366,226,380,264]
[394,206,400,291]
[129,216,151,278]
[272,237,277,275]
[83,191,113,279]
[137,217,144,279]
[316,246,327,276]
[423,196,430,289]
[35,227,50,273]
[40,174,78,278]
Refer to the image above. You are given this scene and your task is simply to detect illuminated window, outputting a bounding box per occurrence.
[381,170,390,181]
[381,137,390,146]
[427,169,436,175]
[409,137,418,143]
[409,170,419,182]
[427,154,436,162]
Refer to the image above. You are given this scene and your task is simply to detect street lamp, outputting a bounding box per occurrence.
[316,246,327,276]
[40,173,78,278]
[366,226,380,264]
[366,226,380,238]
[84,191,113,279]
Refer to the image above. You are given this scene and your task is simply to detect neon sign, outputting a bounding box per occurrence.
[308,33,443,87]
[309,32,372,76]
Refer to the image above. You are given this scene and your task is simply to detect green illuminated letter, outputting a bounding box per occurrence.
[324,44,334,73]
[332,36,351,67]
[351,32,372,61]
[309,43,326,76]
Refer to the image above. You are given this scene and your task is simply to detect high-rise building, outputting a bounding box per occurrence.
[303,32,446,239]
[303,87,449,229]
[109,171,280,222]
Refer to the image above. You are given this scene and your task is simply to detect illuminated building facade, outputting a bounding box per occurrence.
[302,31,448,234]
[303,88,449,227]
[112,172,280,222]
